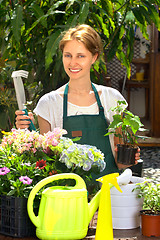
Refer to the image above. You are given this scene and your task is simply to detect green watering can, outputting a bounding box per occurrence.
[27,172,121,240]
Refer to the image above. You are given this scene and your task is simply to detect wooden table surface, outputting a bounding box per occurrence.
[0,228,159,240]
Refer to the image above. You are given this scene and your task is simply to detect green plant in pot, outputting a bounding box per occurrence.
[105,100,146,165]
[133,180,160,237]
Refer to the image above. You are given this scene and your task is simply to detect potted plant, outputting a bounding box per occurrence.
[133,180,160,237]
[105,100,146,165]
[0,128,105,237]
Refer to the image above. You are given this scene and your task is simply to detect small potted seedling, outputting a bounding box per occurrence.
[105,100,146,165]
[133,180,160,237]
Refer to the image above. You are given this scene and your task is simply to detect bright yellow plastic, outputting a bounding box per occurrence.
[27,173,90,240]
[95,173,122,240]
[27,172,121,240]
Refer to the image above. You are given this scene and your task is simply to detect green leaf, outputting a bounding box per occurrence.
[7,189,16,196]
[49,0,68,11]
[108,15,116,32]
[66,0,77,12]
[137,22,149,40]
[65,15,78,28]
[11,5,23,42]
[109,115,123,129]
[30,4,47,28]
[101,0,113,16]
[45,30,62,69]
[139,5,152,25]
[72,137,81,142]
[132,7,145,25]
[79,2,89,24]
[107,30,121,61]
[142,0,160,30]
[26,10,65,36]
[119,25,125,40]
[95,15,109,38]
[116,50,130,70]
[125,110,135,117]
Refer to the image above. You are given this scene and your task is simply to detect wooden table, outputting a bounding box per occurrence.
[85,228,159,239]
[0,228,159,240]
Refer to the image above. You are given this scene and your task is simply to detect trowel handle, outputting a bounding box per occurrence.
[27,173,86,227]
[23,109,36,131]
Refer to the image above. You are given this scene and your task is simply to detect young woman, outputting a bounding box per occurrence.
[15,24,140,176]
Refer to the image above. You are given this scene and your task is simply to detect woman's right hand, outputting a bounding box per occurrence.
[15,110,35,129]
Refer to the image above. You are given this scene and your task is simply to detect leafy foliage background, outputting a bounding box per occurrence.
[0,0,160,131]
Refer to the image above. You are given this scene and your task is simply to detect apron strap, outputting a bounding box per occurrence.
[63,82,105,118]
[63,83,69,118]
[91,83,104,117]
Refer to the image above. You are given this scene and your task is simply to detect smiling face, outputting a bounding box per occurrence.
[62,39,98,82]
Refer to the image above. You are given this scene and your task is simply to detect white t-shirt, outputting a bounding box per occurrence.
[34,83,127,155]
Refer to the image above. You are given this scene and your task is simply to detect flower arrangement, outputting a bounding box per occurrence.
[0,128,105,199]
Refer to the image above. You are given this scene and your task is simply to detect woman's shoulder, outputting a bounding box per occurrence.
[94,83,127,107]
[93,83,122,96]
[39,84,66,101]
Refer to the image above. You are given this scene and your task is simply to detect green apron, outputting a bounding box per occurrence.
[63,83,119,178]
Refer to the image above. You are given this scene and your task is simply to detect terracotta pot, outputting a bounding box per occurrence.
[117,144,138,165]
[140,210,160,237]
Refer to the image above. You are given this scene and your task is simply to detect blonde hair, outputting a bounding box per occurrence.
[59,24,103,59]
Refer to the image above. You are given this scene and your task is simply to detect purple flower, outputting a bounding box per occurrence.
[83,161,92,171]
[88,150,94,161]
[19,176,33,185]
[0,167,10,175]
[60,153,69,163]
[67,145,76,153]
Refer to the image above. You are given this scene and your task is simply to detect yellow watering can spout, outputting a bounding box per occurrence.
[95,173,122,240]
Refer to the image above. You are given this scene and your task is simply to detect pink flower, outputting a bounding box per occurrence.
[0,167,10,175]
[0,127,67,153]
[52,128,67,138]
[19,176,33,185]
[41,128,67,150]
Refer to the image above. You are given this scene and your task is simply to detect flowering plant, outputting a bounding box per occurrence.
[0,128,66,199]
[0,128,105,199]
[50,137,105,189]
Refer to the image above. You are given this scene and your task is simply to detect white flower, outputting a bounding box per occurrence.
[55,138,105,172]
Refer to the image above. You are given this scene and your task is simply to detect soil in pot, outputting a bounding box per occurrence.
[117,144,138,165]
[140,210,160,237]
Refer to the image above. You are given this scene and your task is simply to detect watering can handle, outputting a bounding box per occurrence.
[27,173,86,227]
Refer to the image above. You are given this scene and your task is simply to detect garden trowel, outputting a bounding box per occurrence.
[11,70,36,131]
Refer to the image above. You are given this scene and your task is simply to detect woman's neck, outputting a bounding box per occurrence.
[68,80,92,95]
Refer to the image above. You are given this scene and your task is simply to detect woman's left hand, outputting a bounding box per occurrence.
[135,147,140,162]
